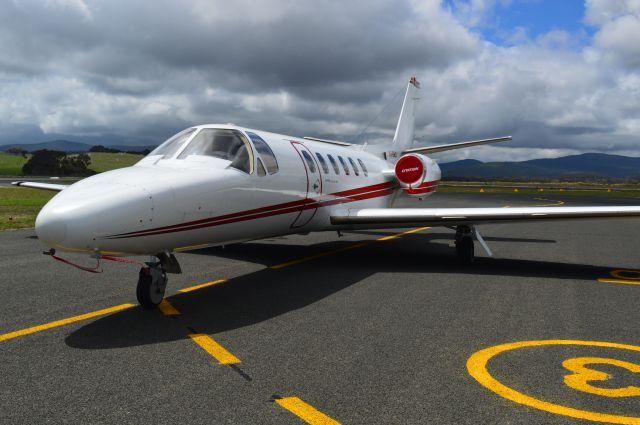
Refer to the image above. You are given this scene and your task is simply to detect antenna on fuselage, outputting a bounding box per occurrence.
[350,84,406,145]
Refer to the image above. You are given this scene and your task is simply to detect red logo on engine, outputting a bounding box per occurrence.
[395,155,424,184]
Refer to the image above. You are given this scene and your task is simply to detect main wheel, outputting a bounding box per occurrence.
[456,236,475,264]
[136,267,167,309]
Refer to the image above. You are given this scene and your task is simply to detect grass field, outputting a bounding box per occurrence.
[0,152,142,176]
[87,152,142,173]
[0,187,56,230]
[0,153,29,175]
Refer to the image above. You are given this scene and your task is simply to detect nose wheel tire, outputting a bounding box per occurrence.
[136,266,167,309]
[456,236,475,264]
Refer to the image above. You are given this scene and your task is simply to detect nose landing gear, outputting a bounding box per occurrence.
[136,252,182,309]
[137,264,167,309]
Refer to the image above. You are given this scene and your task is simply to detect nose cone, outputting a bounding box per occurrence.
[34,178,155,253]
[35,206,68,249]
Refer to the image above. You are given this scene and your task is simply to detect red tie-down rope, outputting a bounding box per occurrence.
[47,250,146,273]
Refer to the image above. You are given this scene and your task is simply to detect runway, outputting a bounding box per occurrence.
[2,192,640,424]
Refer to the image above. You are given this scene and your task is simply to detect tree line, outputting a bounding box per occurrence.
[4,145,150,176]
[22,150,94,176]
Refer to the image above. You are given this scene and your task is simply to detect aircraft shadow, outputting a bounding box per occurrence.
[66,234,609,350]
[181,232,556,266]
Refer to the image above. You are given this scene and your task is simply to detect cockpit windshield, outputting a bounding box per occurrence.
[149,128,196,159]
[177,128,253,174]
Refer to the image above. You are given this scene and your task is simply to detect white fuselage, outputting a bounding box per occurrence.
[35,124,440,256]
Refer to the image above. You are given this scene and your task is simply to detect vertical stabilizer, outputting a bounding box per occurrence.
[391,77,420,155]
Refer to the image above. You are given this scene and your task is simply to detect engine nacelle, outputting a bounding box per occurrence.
[394,153,441,197]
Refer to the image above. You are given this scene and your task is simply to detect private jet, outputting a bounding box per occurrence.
[14,77,640,308]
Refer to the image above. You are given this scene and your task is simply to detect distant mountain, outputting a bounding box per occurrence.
[0,140,157,153]
[440,153,640,180]
[0,140,93,153]
[107,145,157,153]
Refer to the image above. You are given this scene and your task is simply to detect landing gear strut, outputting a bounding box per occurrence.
[455,225,475,264]
[136,252,182,309]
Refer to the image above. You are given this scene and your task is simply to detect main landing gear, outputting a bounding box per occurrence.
[454,225,493,264]
[136,252,182,309]
[455,225,475,264]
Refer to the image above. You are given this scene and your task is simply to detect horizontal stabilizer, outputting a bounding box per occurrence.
[403,136,512,155]
[331,206,640,227]
[12,181,68,192]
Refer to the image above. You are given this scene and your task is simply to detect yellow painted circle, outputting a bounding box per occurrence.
[467,340,640,424]
[611,270,640,280]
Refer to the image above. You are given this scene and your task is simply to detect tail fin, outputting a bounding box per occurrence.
[391,77,421,153]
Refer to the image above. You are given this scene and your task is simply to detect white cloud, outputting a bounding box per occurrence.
[584,0,640,26]
[0,0,638,162]
[593,14,640,67]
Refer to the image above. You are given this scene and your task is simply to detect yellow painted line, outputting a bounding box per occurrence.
[503,199,564,208]
[0,303,135,342]
[610,269,640,280]
[179,279,227,293]
[598,278,640,286]
[563,357,640,397]
[467,339,640,424]
[175,243,212,252]
[271,226,430,269]
[158,299,180,316]
[271,241,374,269]
[531,198,565,207]
[188,333,240,364]
[377,226,430,241]
[275,396,341,425]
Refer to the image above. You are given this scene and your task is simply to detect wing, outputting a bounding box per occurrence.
[403,136,512,155]
[330,206,640,227]
[12,181,68,192]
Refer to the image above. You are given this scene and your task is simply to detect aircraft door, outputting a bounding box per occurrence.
[290,142,322,228]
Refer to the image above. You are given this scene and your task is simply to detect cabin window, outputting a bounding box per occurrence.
[246,132,279,174]
[327,154,340,174]
[301,150,317,173]
[315,153,329,174]
[177,128,253,174]
[348,157,359,176]
[338,156,350,175]
[358,158,368,177]
[150,128,197,159]
[257,158,266,176]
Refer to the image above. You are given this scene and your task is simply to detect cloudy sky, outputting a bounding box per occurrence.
[1,0,639,161]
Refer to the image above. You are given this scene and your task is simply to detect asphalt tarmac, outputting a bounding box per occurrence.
[2,192,640,425]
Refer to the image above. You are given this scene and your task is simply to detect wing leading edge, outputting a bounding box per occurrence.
[330,206,640,227]
[403,136,512,155]
[12,181,68,192]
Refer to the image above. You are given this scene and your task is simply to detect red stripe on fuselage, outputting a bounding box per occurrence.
[104,181,397,239]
